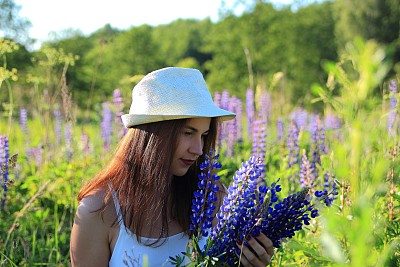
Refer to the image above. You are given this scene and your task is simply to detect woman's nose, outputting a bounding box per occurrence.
[189,137,203,155]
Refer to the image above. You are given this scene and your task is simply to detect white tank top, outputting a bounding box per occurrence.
[109,192,206,267]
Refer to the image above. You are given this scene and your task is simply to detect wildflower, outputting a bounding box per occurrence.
[290,108,308,130]
[235,99,243,143]
[190,150,221,238]
[207,156,265,264]
[277,119,284,142]
[113,88,127,139]
[205,156,318,265]
[324,113,341,130]
[258,91,271,124]
[0,135,9,209]
[215,90,230,152]
[252,119,267,175]
[246,88,255,138]
[309,116,327,174]
[213,91,221,108]
[260,187,317,248]
[286,120,300,168]
[19,108,28,135]
[226,96,239,157]
[387,80,398,136]
[315,172,338,207]
[172,155,328,267]
[64,121,74,161]
[54,104,63,146]
[299,150,316,188]
[101,102,113,150]
[27,145,43,167]
[81,131,91,155]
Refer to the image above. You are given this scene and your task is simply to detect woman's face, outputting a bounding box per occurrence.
[170,117,211,177]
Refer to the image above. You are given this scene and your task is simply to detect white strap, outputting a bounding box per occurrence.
[109,186,124,226]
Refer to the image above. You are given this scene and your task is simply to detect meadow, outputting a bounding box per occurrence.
[0,37,399,266]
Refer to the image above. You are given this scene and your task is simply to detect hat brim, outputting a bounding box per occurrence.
[121,109,235,128]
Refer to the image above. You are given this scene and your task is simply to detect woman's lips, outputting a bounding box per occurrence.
[180,159,195,167]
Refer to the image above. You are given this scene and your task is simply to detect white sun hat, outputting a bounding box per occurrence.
[121,67,236,128]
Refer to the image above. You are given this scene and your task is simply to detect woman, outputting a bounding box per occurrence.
[70,67,274,266]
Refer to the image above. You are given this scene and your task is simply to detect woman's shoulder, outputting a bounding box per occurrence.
[71,190,116,266]
[76,188,117,228]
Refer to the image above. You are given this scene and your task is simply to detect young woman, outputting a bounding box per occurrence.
[70,67,274,266]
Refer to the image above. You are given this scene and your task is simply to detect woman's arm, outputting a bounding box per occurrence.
[70,193,111,267]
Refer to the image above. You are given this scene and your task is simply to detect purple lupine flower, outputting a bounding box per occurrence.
[216,91,230,152]
[27,146,43,166]
[213,91,221,107]
[176,153,333,266]
[234,98,243,143]
[54,105,63,146]
[64,121,73,161]
[258,91,271,124]
[299,150,316,188]
[214,91,223,152]
[286,120,300,168]
[387,80,398,136]
[246,88,255,138]
[220,90,230,111]
[252,119,267,171]
[277,119,284,142]
[19,108,28,135]
[324,113,342,141]
[101,102,113,150]
[190,150,221,238]
[324,113,341,130]
[226,97,238,157]
[203,156,319,265]
[316,172,338,207]
[207,156,265,264]
[309,116,328,175]
[0,136,10,209]
[113,88,127,139]
[260,187,318,248]
[81,131,90,155]
[290,108,308,130]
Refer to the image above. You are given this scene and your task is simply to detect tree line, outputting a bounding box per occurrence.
[1,0,399,115]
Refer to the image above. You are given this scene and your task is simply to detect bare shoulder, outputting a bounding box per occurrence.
[70,189,116,267]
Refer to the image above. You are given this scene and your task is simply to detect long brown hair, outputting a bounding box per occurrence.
[78,118,218,246]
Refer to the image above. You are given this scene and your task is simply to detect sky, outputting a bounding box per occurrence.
[14,0,292,48]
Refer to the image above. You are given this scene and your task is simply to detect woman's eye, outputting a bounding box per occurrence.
[184,132,192,136]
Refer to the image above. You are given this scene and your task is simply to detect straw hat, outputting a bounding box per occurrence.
[121,67,236,128]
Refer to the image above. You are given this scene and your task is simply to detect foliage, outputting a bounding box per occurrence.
[0,0,31,45]
[333,0,400,76]
[0,2,400,266]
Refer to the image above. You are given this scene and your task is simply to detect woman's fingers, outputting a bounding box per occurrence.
[236,234,274,266]
[254,233,274,257]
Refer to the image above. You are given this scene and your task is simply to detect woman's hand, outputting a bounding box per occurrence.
[236,233,274,266]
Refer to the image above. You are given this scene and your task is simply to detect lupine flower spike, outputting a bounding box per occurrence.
[190,149,221,239]
[171,154,332,267]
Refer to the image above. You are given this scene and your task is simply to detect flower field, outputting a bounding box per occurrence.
[1,37,400,266]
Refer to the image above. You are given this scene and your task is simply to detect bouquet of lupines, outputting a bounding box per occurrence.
[170,150,334,266]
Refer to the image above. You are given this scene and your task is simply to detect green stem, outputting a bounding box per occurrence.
[6,79,13,135]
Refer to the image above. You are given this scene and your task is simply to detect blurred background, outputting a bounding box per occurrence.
[1,0,400,266]
[1,0,398,117]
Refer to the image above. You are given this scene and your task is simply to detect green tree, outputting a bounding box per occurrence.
[333,0,400,75]
[203,14,250,99]
[0,0,31,45]
[287,1,337,105]
[152,19,213,70]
